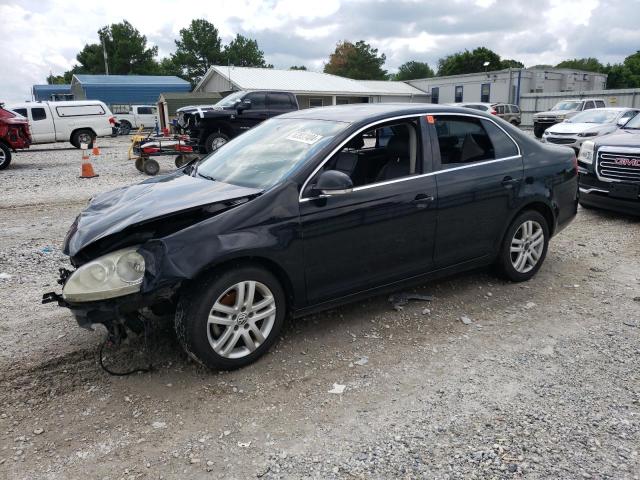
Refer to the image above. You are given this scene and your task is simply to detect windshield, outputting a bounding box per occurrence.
[551,101,581,111]
[567,109,620,124]
[194,118,347,189]
[624,114,640,129]
[215,91,246,108]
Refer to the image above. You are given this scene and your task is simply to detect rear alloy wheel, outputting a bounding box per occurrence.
[119,121,132,135]
[0,143,12,170]
[498,211,549,282]
[205,132,229,153]
[175,266,285,370]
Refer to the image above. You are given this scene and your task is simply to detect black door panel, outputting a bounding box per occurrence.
[300,175,437,304]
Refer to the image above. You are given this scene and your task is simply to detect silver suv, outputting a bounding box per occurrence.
[460,103,521,125]
[533,98,606,138]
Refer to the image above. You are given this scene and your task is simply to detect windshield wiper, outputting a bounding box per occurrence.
[197,171,217,182]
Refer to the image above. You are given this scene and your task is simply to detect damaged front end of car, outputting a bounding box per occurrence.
[43,171,263,344]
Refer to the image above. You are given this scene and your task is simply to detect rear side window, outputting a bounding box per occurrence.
[269,93,294,109]
[434,116,495,166]
[481,120,519,158]
[56,104,106,117]
[583,101,595,110]
[32,108,47,121]
[595,100,605,108]
[495,105,505,114]
[137,106,153,114]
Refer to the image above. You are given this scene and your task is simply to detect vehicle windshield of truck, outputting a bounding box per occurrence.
[623,114,640,129]
[551,102,581,111]
[568,109,619,124]
[194,118,347,189]
[215,91,247,108]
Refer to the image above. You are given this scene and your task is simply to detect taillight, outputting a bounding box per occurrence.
[490,109,497,115]
[108,116,116,125]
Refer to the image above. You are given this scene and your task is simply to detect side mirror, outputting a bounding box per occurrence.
[314,170,353,196]
[237,99,251,112]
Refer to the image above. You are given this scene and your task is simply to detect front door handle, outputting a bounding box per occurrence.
[501,176,520,188]
[412,193,435,205]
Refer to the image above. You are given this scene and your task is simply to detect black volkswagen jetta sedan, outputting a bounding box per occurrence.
[44,104,578,370]
[577,113,640,216]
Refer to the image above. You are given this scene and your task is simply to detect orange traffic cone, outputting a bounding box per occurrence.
[92,138,101,156]
[79,147,98,179]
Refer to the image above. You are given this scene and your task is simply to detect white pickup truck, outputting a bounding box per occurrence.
[114,105,159,134]
[8,100,115,148]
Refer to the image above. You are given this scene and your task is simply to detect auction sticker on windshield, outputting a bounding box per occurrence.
[286,131,323,144]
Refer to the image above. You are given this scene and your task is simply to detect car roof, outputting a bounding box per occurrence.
[277,103,477,124]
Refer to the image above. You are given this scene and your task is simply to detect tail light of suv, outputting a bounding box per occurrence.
[108,116,116,125]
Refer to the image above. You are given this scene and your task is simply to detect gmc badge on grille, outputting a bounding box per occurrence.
[613,158,640,167]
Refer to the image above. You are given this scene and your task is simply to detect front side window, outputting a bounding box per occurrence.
[269,93,292,109]
[434,116,517,166]
[595,100,606,108]
[455,86,464,103]
[245,92,266,109]
[308,119,421,193]
[195,118,346,190]
[31,108,47,121]
[215,91,246,108]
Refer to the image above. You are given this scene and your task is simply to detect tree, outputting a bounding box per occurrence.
[171,19,224,86]
[394,61,434,81]
[555,57,606,73]
[501,59,525,69]
[324,40,387,80]
[224,34,271,68]
[66,20,159,76]
[603,51,640,89]
[46,74,67,85]
[436,47,524,76]
[437,47,501,76]
[289,65,307,70]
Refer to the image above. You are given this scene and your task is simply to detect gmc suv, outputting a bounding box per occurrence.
[177,90,299,153]
[533,98,606,138]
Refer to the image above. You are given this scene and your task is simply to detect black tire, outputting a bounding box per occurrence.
[510,119,520,126]
[119,121,132,135]
[71,129,95,149]
[0,143,12,170]
[204,132,229,153]
[143,159,160,176]
[175,266,286,370]
[497,210,549,282]
[579,201,594,210]
[134,157,144,172]
[533,126,544,138]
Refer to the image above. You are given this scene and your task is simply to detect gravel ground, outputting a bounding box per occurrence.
[0,136,638,480]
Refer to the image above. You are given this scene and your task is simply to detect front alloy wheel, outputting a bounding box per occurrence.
[175,266,285,370]
[498,210,549,282]
[207,281,276,359]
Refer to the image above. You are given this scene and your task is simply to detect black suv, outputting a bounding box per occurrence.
[578,113,640,215]
[177,90,299,153]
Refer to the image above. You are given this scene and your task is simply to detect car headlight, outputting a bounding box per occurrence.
[63,247,146,302]
[577,131,598,137]
[577,141,595,165]
[556,114,566,120]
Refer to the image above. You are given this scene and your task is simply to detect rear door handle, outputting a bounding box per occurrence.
[501,176,520,188]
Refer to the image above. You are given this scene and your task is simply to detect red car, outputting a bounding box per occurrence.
[0,104,31,169]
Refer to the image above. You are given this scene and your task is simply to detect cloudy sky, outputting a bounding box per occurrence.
[1,0,638,101]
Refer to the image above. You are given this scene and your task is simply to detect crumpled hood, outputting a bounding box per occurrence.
[547,122,615,135]
[64,172,262,257]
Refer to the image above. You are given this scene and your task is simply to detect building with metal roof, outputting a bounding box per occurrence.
[195,65,430,108]
[32,84,73,101]
[157,91,222,129]
[70,75,191,109]
[407,68,608,105]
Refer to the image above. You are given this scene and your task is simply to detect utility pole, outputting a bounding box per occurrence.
[101,35,109,75]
